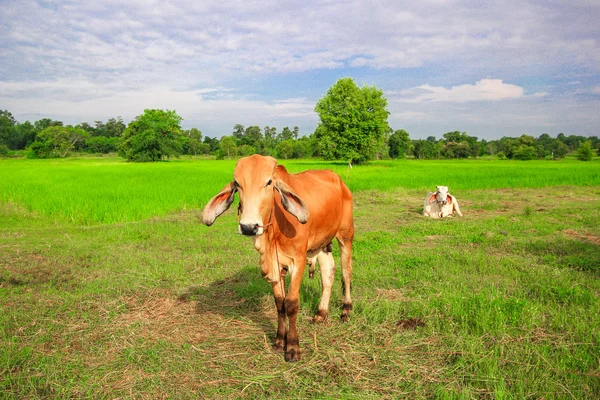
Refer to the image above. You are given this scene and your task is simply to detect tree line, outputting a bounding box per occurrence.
[1,78,598,162]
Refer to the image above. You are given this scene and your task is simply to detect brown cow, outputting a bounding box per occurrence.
[202,155,354,362]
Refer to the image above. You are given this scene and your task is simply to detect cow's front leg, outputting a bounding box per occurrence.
[284,261,304,362]
[272,280,286,351]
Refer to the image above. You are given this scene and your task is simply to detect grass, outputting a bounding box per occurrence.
[1,156,599,398]
[0,156,599,225]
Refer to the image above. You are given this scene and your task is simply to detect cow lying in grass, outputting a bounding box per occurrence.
[202,155,354,362]
[423,185,463,218]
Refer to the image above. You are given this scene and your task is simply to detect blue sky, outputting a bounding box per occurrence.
[1,0,599,140]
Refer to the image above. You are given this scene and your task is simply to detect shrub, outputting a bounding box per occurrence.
[576,141,593,161]
[26,141,53,159]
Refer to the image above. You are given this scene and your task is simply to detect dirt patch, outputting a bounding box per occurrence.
[425,235,444,241]
[0,250,74,287]
[376,288,413,302]
[563,229,600,246]
[396,318,425,330]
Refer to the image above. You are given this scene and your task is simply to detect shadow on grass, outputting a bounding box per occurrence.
[179,266,324,346]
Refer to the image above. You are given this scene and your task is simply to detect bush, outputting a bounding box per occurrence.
[26,141,53,159]
[577,141,593,161]
[0,144,9,157]
[496,151,506,160]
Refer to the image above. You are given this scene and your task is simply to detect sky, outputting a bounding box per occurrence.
[1,0,599,140]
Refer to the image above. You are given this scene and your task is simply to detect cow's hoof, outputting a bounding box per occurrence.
[285,349,300,362]
[313,310,328,323]
[273,338,285,351]
[341,303,352,322]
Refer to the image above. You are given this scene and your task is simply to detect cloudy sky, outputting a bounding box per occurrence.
[1,0,599,140]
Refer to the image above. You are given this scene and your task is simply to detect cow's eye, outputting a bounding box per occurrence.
[266,179,272,187]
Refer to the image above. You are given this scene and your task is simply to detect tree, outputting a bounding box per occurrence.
[549,139,569,159]
[203,136,220,153]
[412,139,440,159]
[388,129,411,158]
[238,144,256,156]
[485,142,498,156]
[512,145,538,160]
[119,109,183,162]
[243,126,263,147]
[442,142,470,159]
[0,110,17,148]
[576,141,594,161]
[184,128,203,155]
[218,136,238,159]
[30,125,90,158]
[85,136,119,153]
[292,126,300,140]
[276,139,294,159]
[279,127,293,141]
[314,77,390,164]
[105,117,126,137]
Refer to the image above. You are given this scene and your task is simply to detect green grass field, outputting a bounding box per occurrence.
[1,156,599,398]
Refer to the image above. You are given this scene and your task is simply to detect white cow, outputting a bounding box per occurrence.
[423,186,463,219]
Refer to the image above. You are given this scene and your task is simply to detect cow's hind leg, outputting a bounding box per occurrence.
[313,250,335,323]
[337,236,353,322]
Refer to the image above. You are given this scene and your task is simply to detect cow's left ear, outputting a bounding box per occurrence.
[446,194,453,204]
[202,181,237,226]
[274,180,309,224]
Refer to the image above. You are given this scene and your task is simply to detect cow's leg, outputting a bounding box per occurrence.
[313,250,335,323]
[338,239,353,321]
[271,279,287,351]
[284,259,304,362]
[307,255,317,279]
[453,200,463,217]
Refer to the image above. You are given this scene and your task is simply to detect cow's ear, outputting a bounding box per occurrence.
[446,194,453,204]
[202,182,237,226]
[274,180,309,224]
[428,193,437,203]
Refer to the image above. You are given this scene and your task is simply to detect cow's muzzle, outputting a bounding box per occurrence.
[239,223,262,236]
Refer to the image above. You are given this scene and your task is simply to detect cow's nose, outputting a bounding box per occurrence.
[239,223,259,236]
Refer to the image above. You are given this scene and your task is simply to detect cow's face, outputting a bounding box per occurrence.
[202,155,309,236]
[234,155,278,236]
[429,186,451,205]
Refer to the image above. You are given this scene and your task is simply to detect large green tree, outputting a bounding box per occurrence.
[314,78,390,164]
[119,109,183,162]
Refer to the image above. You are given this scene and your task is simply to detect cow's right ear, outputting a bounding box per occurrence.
[202,182,237,226]
[428,193,437,203]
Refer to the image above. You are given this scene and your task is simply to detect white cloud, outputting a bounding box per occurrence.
[389,79,549,103]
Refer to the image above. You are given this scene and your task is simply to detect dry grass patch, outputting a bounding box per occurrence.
[563,229,600,246]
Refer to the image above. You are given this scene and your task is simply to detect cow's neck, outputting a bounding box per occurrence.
[253,204,281,284]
